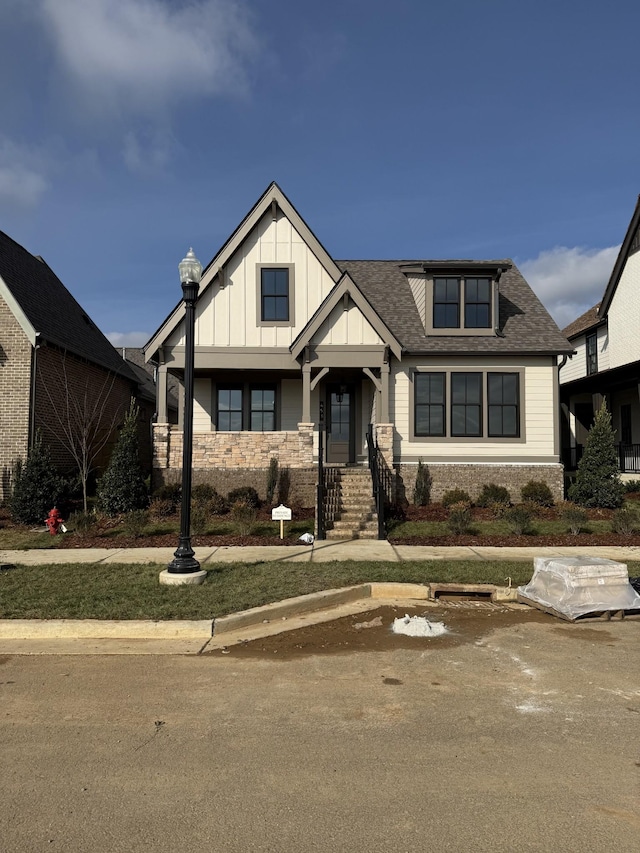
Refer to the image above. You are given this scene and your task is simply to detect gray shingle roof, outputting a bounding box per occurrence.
[562,303,602,340]
[0,230,136,379]
[337,260,573,355]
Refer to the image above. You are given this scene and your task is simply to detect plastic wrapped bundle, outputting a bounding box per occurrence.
[518,556,640,621]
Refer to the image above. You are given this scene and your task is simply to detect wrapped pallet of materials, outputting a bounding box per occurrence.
[518,556,640,621]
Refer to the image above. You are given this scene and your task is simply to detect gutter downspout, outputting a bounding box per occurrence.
[557,355,569,465]
[28,333,41,449]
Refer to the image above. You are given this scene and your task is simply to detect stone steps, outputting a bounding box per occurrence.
[322,466,380,540]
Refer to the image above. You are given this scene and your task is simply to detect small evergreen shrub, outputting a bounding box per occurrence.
[122,509,149,539]
[9,434,65,525]
[192,484,216,502]
[97,401,148,516]
[277,467,291,506]
[447,502,473,535]
[568,403,624,508]
[413,460,431,506]
[623,479,640,493]
[561,504,588,535]
[228,486,261,509]
[441,488,471,508]
[503,505,534,535]
[476,483,511,508]
[154,483,182,506]
[520,480,554,507]
[231,500,258,535]
[611,507,640,535]
[266,458,279,505]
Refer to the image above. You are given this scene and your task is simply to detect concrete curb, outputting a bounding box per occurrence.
[0,619,214,640]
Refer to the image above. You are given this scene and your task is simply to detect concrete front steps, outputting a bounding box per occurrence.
[324,466,380,540]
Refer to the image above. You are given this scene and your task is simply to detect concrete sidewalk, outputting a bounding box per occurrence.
[3,539,640,565]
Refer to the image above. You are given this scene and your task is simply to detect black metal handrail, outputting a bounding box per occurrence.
[367,423,391,540]
[316,428,325,540]
[618,443,640,474]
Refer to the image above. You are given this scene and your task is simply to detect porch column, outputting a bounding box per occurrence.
[157,365,168,423]
[380,361,390,423]
[302,361,311,423]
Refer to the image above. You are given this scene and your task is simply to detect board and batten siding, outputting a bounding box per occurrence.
[391,356,557,460]
[559,325,609,384]
[311,301,384,347]
[167,211,338,349]
[607,250,640,370]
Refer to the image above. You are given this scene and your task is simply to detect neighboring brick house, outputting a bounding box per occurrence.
[0,230,139,504]
[145,182,573,531]
[559,195,640,476]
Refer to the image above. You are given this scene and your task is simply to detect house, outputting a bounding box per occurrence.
[559,195,640,477]
[145,183,572,535]
[0,230,139,504]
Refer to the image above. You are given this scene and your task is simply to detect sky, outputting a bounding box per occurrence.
[1,0,639,346]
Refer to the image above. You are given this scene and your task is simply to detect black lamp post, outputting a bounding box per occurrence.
[168,247,203,574]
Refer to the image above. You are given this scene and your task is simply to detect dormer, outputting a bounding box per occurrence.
[400,261,510,337]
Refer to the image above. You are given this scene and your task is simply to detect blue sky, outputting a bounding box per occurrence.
[1,0,639,345]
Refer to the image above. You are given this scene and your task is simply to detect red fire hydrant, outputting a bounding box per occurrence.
[45,507,64,536]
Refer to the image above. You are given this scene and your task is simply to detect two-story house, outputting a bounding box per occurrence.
[145,183,572,534]
[560,196,640,476]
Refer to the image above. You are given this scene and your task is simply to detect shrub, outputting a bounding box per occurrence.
[9,433,65,525]
[503,505,534,535]
[487,500,508,519]
[228,486,261,509]
[154,483,182,506]
[97,401,148,516]
[561,504,588,535]
[447,502,473,535]
[521,480,554,507]
[150,498,176,518]
[441,488,472,508]
[192,484,216,502]
[413,460,431,506]
[611,507,640,535]
[68,510,95,535]
[623,479,640,494]
[231,500,258,535]
[208,492,230,515]
[190,500,210,535]
[476,483,511,508]
[568,403,624,508]
[122,509,149,539]
[266,458,279,505]
[277,467,291,506]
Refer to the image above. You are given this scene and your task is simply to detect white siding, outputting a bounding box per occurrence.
[607,251,640,369]
[559,325,609,384]
[193,378,212,432]
[392,356,556,460]
[311,302,384,347]
[169,211,338,348]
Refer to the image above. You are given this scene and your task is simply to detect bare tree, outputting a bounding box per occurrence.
[38,352,129,512]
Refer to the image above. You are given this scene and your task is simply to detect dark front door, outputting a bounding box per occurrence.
[326,385,355,463]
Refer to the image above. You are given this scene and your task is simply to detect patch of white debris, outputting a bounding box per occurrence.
[391,614,447,637]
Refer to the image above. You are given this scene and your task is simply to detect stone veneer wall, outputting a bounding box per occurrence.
[152,423,317,505]
[395,463,565,505]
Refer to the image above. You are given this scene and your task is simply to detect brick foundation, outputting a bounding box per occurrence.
[152,466,317,506]
[396,463,565,505]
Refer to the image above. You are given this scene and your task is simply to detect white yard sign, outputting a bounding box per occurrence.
[271,504,292,539]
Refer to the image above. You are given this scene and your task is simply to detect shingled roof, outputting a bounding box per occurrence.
[562,303,602,340]
[0,230,136,379]
[337,260,573,355]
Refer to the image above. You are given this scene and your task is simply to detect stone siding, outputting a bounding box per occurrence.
[396,463,565,505]
[0,296,31,503]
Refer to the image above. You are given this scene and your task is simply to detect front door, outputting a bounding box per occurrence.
[326,385,355,463]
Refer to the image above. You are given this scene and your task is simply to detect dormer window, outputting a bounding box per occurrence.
[432,276,493,331]
[464,278,492,328]
[433,278,460,328]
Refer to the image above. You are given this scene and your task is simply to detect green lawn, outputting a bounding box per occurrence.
[387,517,614,538]
[0,559,583,620]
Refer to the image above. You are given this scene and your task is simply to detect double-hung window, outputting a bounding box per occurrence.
[464,278,492,328]
[261,268,289,322]
[217,385,276,431]
[433,278,460,328]
[451,373,482,437]
[414,373,445,436]
[586,332,598,376]
[487,373,520,437]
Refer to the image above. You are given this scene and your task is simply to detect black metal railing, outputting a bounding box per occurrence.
[316,427,325,540]
[618,444,640,474]
[561,445,584,471]
[367,423,393,540]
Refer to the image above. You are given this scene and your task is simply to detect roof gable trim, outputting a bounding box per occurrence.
[0,275,37,345]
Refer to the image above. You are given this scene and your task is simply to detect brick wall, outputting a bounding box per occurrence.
[396,462,565,505]
[34,346,133,478]
[0,296,31,503]
[153,466,317,506]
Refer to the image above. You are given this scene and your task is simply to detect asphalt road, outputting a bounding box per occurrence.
[1,611,639,852]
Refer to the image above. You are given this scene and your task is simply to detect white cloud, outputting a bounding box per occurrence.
[40,0,258,115]
[122,129,174,174]
[519,245,620,330]
[107,331,151,348]
[0,137,50,208]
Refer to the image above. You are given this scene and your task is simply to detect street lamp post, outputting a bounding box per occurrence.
[167,247,203,575]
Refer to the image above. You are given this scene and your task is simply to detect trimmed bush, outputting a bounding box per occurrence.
[447,502,473,535]
[561,504,588,535]
[413,460,431,506]
[611,507,640,535]
[503,505,534,535]
[441,488,471,508]
[568,403,624,508]
[192,484,216,502]
[97,401,148,516]
[228,486,261,509]
[9,433,65,525]
[476,483,511,508]
[521,480,554,507]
